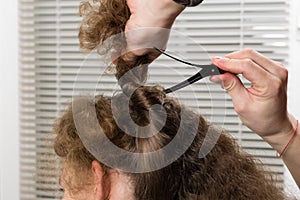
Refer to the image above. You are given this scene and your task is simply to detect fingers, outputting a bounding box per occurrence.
[210,55,283,101]
[210,73,250,113]
[225,48,288,81]
[210,49,290,139]
[211,56,271,88]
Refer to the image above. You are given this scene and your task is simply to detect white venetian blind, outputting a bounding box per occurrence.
[19,0,290,199]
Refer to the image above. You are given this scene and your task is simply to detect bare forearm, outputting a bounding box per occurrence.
[263,114,300,187]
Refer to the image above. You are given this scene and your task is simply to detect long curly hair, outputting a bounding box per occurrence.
[54,0,286,199]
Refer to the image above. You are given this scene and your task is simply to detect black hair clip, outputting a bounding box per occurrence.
[154,47,227,94]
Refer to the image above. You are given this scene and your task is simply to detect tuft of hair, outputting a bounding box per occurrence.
[54,0,287,199]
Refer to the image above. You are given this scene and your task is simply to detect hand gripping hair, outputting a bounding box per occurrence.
[53,0,286,199]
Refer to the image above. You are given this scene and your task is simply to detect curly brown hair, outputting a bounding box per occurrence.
[54,0,286,199]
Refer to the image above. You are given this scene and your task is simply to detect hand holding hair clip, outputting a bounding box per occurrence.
[154,47,228,94]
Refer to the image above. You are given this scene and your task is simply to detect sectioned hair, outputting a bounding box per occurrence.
[53,0,286,199]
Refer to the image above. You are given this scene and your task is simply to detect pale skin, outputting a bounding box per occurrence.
[210,49,300,188]
[60,161,135,200]
[125,0,300,188]
[59,0,299,198]
[125,0,185,61]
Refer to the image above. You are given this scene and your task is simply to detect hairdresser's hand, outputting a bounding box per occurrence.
[125,0,185,62]
[210,49,295,141]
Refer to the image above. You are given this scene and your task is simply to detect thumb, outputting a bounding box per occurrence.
[211,73,249,107]
[221,73,241,92]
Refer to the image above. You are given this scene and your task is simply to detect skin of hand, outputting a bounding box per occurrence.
[210,49,300,187]
[125,0,185,61]
[210,48,294,139]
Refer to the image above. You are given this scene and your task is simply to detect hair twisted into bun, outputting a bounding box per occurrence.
[54,0,286,199]
[79,0,152,94]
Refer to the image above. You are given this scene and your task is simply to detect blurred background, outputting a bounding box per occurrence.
[1,0,300,199]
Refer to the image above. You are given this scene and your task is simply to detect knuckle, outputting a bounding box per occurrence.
[279,67,288,80]
[243,48,257,56]
[270,77,283,92]
[274,61,284,68]
[273,62,288,80]
[241,58,253,68]
[223,80,235,91]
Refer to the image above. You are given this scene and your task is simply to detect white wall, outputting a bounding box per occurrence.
[289,0,300,117]
[0,0,19,199]
[285,0,300,197]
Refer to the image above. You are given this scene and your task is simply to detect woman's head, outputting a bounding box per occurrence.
[54,94,136,200]
[54,86,209,199]
[53,0,285,199]
[54,87,284,200]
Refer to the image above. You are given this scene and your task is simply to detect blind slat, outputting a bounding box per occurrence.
[19,0,290,199]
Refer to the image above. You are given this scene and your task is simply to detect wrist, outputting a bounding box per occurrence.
[262,114,297,153]
[145,0,185,28]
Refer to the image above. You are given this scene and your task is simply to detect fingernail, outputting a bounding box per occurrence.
[212,56,223,60]
[214,56,223,60]
[212,56,229,64]
[216,57,230,69]
[218,57,229,64]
